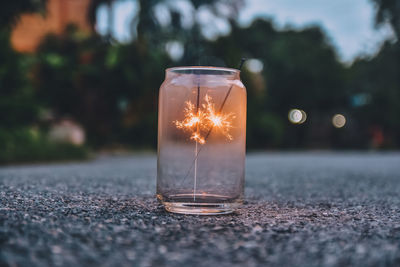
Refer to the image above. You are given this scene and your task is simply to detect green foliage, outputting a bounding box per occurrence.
[0,31,38,128]
[0,128,89,164]
[247,113,285,148]
[0,10,88,164]
[33,25,171,147]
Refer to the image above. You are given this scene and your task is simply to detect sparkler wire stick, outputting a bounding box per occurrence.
[193,82,200,201]
[180,59,246,186]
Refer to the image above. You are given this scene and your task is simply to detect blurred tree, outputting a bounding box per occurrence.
[0,31,38,128]
[88,0,114,37]
[371,0,400,39]
[2,0,396,152]
[360,0,400,147]
[206,19,347,148]
[350,41,400,148]
[33,25,172,147]
[88,0,243,59]
[0,0,44,128]
[0,2,91,164]
[0,0,47,30]
[32,0,244,147]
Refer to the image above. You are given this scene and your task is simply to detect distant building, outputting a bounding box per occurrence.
[11,0,92,53]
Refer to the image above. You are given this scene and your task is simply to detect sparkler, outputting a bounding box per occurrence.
[174,94,236,144]
[174,59,246,201]
[174,92,236,201]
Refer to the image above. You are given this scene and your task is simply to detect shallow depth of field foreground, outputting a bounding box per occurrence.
[1,152,400,266]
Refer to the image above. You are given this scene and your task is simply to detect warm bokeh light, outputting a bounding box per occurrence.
[332,114,346,128]
[288,109,307,124]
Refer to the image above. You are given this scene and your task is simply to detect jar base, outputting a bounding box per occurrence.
[158,193,242,215]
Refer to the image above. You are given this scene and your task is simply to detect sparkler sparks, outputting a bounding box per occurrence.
[191,132,205,144]
[174,101,207,131]
[174,94,235,143]
[203,94,235,141]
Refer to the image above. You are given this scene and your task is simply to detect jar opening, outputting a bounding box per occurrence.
[167,66,239,76]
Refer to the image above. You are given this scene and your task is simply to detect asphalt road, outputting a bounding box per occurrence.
[1,152,400,267]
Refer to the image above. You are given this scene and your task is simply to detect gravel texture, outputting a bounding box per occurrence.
[1,152,400,267]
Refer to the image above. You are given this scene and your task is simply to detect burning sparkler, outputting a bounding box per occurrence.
[174,94,235,144]
[174,93,235,201]
[203,94,235,141]
[174,100,207,144]
[173,60,244,202]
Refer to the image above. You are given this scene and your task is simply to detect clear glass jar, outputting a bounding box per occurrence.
[157,66,246,215]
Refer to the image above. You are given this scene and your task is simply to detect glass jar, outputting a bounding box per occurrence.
[157,66,246,215]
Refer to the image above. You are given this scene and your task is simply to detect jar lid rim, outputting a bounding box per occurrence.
[167,66,240,75]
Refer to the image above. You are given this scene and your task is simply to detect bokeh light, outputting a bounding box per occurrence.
[332,114,346,128]
[288,109,307,124]
[245,59,264,73]
[165,41,184,61]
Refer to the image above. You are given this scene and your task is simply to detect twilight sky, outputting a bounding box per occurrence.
[97,0,395,63]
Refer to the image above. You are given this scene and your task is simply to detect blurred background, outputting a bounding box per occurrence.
[0,0,399,164]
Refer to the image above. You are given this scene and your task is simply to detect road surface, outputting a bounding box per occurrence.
[1,152,400,266]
